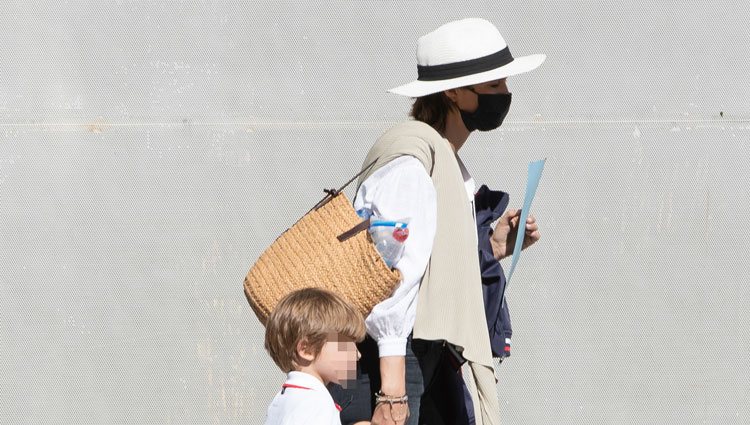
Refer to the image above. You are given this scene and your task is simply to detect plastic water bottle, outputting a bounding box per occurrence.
[368,217,410,268]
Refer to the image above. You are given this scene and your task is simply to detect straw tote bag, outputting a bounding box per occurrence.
[243,162,401,324]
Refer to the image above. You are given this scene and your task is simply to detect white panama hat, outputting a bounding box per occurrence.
[389,18,546,97]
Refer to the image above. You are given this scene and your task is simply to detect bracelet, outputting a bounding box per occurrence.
[375,390,409,405]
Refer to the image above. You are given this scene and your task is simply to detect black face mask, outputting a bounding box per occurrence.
[459,91,512,132]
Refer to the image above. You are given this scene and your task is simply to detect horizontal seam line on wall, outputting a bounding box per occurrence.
[0,119,749,127]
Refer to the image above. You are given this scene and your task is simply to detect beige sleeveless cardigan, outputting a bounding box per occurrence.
[357,120,501,425]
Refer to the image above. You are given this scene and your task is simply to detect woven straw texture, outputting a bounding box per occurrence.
[244,192,402,324]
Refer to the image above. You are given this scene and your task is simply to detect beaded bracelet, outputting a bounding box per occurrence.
[374,390,409,406]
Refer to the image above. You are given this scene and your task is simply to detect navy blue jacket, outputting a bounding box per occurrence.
[474,184,513,359]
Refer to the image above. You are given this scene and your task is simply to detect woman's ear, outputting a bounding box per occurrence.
[443,88,460,104]
[296,338,316,363]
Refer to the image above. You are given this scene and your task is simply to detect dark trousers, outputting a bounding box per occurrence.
[329,335,472,425]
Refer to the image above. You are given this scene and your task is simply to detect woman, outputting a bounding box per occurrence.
[330,18,545,425]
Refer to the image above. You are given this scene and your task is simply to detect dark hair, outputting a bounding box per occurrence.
[409,91,455,134]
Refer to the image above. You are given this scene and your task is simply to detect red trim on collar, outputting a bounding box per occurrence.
[282,384,312,391]
[282,383,342,411]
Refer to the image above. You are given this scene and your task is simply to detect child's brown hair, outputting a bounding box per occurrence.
[264,288,366,373]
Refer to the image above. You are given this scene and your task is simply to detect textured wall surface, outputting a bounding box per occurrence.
[1,1,749,424]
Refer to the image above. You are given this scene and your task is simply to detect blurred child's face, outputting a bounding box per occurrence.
[312,333,360,386]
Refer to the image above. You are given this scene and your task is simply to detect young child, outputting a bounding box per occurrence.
[264,287,365,425]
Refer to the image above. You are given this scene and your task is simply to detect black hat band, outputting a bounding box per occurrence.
[416,47,514,81]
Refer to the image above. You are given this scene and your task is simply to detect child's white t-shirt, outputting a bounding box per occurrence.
[264,371,342,425]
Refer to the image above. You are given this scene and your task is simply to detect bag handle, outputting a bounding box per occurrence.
[304,159,379,243]
[310,158,379,212]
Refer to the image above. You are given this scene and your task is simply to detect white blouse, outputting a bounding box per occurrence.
[353,155,476,357]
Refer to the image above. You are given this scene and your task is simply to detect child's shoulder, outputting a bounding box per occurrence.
[264,372,341,425]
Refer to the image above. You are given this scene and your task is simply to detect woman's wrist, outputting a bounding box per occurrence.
[490,237,507,260]
[379,355,406,395]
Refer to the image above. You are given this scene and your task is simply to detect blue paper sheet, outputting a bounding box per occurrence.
[506,158,546,285]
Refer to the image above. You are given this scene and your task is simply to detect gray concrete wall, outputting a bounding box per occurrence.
[1,1,748,423]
